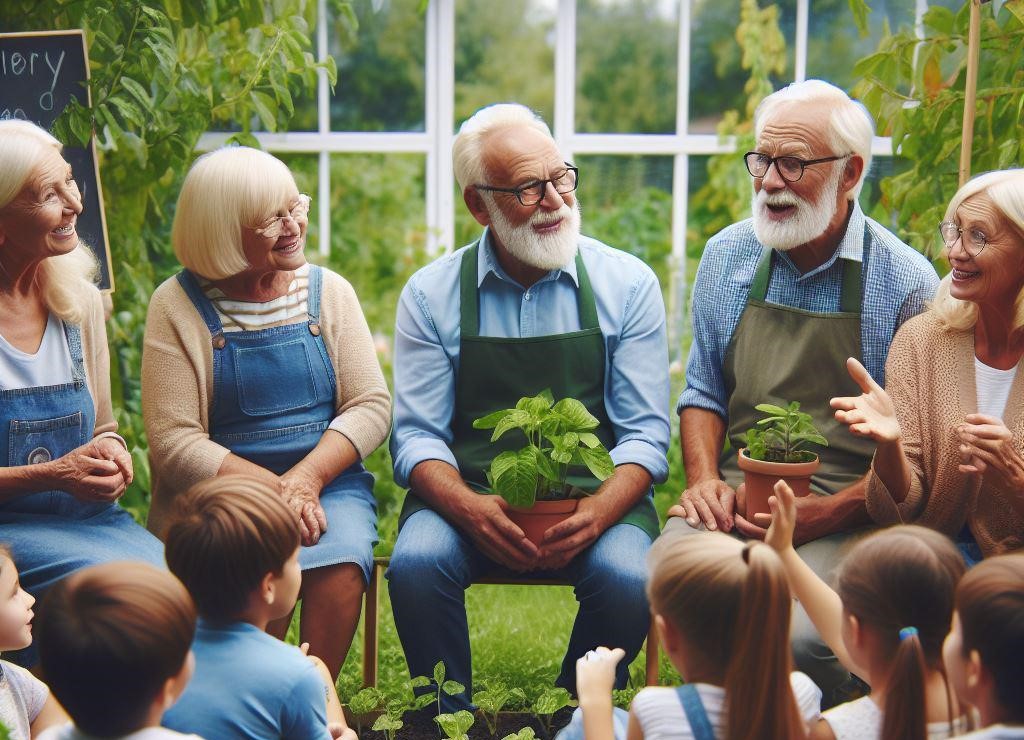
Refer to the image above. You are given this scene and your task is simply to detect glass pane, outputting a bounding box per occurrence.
[275,153,320,247]
[689,0,796,134]
[330,0,427,132]
[575,0,678,134]
[454,0,556,126]
[808,0,916,91]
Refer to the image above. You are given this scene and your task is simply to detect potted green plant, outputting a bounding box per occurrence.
[472,390,615,545]
[738,401,828,518]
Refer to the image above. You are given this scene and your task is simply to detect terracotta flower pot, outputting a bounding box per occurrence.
[736,448,819,519]
[506,499,578,546]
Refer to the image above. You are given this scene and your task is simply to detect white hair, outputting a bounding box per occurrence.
[754,79,875,201]
[0,120,98,325]
[172,147,297,280]
[452,103,553,193]
[931,169,1024,332]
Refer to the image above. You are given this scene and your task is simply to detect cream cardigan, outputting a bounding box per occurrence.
[142,267,391,536]
[866,312,1024,556]
[68,286,118,437]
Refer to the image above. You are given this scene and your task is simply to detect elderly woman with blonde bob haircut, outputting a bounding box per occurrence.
[0,121,164,665]
[831,169,1024,562]
[143,146,391,677]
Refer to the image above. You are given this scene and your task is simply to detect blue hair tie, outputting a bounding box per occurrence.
[899,626,919,641]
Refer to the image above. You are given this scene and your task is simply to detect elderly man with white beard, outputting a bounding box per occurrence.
[388,103,670,712]
[666,80,939,705]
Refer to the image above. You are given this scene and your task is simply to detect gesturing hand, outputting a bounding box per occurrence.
[47,437,133,502]
[575,647,625,706]
[830,357,901,442]
[958,414,1024,488]
[280,471,328,546]
[666,478,736,532]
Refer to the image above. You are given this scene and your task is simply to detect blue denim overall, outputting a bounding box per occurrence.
[176,267,377,578]
[0,320,164,665]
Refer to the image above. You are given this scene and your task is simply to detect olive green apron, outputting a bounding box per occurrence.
[720,228,876,495]
[399,242,659,539]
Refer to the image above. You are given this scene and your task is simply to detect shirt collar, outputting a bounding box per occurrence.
[775,199,866,280]
[478,227,579,288]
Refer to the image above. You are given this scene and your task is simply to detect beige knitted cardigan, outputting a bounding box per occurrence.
[142,267,391,537]
[66,286,118,437]
[866,312,1024,556]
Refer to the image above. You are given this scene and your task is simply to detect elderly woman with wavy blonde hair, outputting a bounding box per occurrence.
[142,146,391,679]
[0,120,164,664]
[831,169,1024,563]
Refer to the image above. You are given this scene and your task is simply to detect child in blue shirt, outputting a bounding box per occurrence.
[161,475,355,740]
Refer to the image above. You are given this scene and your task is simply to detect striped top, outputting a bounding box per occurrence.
[199,264,310,332]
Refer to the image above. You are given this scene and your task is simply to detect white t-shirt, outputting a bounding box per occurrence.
[822,695,969,740]
[37,723,204,740]
[0,312,74,390]
[631,672,822,739]
[975,357,1018,420]
[0,660,49,740]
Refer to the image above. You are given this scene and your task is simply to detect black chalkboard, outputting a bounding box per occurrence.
[0,30,113,291]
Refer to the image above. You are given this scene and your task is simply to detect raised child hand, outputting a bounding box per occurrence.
[765,479,797,554]
[575,647,624,706]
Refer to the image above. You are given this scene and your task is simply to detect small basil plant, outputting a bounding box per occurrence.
[472,389,615,508]
[744,401,829,463]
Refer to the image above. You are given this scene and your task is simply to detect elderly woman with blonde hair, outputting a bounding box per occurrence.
[0,120,164,664]
[142,146,390,677]
[831,169,1024,563]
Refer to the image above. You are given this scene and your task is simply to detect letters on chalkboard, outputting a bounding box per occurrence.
[0,30,114,291]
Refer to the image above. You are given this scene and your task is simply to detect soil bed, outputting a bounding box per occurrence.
[351,707,576,740]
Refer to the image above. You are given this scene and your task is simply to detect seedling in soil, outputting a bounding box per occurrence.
[432,661,466,727]
[473,681,527,736]
[435,710,475,740]
[531,688,577,739]
[347,687,383,736]
[501,728,537,740]
[371,675,435,740]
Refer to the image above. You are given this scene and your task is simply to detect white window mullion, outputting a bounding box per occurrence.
[669,0,690,364]
[426,0,455,254]
[795,0,808,82]
[316,0,330,256]
[554,0,576,160]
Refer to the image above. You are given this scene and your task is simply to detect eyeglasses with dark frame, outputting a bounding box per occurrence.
[474,163,579,207]
[938,220,988,257]
[743,152,849,183]
[253,194,311,238]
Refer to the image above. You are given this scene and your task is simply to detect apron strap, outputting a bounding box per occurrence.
[675,685,715,740]
[176,270,227,348]
[306,265,324,336]
[459,242,601,336]
[748,244,865,315]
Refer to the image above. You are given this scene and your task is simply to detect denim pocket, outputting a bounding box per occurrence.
[234,339,319,416]
[8,412,84,468]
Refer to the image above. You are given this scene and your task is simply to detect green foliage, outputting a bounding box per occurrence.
[371,674,435,740]
[744,401,828,464]
[473,390,615,508]
[501,730,537,740]
[347,686,384,736]
[473,680,528,736]
[435,710,476,740]
[531,687,577,737]
[853,0,1024,257]
[432,661,467,724]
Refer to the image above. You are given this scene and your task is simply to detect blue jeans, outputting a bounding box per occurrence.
[387,508,653,712]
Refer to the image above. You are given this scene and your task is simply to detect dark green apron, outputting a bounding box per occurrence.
[399,243,659,539]
[720,228,877,495]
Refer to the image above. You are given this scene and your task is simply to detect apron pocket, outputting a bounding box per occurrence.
[8,412,83,468]
[234,339,319,416]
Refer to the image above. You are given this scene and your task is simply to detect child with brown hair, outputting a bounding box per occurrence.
[0,545,66,739]
[945,553,1024,739]
[33,561,198,740]
[570,528,821,740]
[161,475,355,740]
[766,480,969,740]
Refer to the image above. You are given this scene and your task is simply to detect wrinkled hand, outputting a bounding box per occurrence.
[537,496,611,570]
[46,437,133,502]
[575,647,625,706]
[958,414,1024,487]
[456,494,539,572]
[830,357,901,442]
[666,478,736,532]
[280,471,328,546]
[765,479,797,553]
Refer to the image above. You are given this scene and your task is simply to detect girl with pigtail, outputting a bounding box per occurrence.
[567,528,821,740]
[766,479,970,740]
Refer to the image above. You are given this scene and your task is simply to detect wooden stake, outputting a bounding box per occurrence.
[959,0,986,186]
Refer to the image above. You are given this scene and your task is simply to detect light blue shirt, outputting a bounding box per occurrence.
[391,229,671,488]
[678,201,939,418]
[162,620,328,740]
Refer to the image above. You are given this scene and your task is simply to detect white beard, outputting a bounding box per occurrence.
[486,197,581,272]
[751,166,842,251]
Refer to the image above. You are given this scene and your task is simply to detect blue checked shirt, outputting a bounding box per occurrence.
[392,228,671,489]
[678,201,939,418]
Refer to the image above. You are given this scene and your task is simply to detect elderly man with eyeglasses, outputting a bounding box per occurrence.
[666,80,939,706]
[388,103,670,712]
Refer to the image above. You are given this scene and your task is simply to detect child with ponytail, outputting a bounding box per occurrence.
[944,553,1024,739]
[766,480,968,740]
[569,528,821,740]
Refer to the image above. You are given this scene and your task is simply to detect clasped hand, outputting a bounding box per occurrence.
[957,413,1024,487]
[47,436,133,502]
[280,470,328,546]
